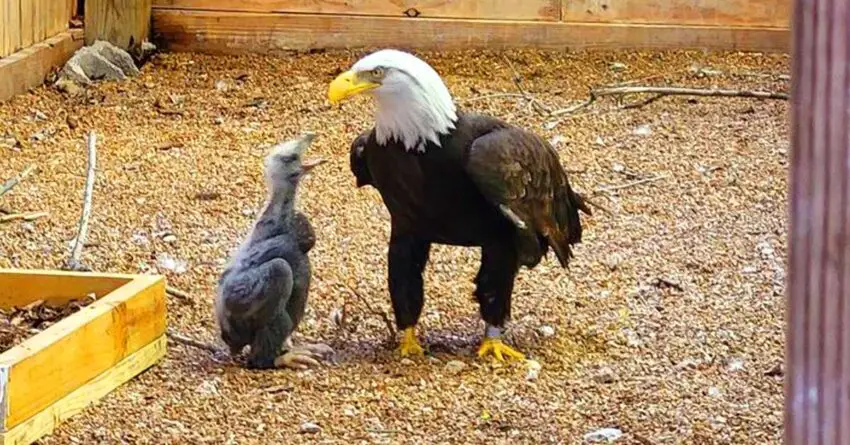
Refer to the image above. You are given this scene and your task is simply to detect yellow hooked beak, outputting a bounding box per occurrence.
[327,70,380,105]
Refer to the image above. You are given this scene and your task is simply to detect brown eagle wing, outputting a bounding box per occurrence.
[464,127,590,267]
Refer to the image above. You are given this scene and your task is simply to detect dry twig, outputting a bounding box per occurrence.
[594,174,670,195]
[167,328,223,354]
[345,286,396,339]
[551,85,789,118]
[64,132,97,271]
[0,211,49,223]
[0,164,38,198]
[501,55,552,116]
[166,286,192,302]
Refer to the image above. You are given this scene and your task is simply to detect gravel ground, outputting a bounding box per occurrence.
[0,48,789,444]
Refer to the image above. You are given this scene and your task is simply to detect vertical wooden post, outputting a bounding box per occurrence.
[786,0,850,444]
[83,0,151,50]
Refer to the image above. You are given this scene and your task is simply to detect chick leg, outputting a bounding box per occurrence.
[388,234,431,357]
[274,351,320,370]
[474,243,525,362]
[282,337,334,359]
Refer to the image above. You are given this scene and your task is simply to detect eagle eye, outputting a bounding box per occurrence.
[371,67,385,78]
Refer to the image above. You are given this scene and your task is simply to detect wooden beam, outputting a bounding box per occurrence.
[562,0,790,29]
[151,10,790,54]
[0,336,166,445]
[84,0,152,50]
[152,0,561,21]
[786,0,850,444]
[0,269,137,309]
[0,30,83,103]
[0,274,166,429]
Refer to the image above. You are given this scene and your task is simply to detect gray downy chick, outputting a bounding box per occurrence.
[215,132,331,369]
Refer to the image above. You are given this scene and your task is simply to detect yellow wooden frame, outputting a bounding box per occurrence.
[0,269,167,445]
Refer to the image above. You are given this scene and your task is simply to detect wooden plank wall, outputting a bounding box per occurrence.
[786,0,850,443]
[0,0,76,58]
[151,0,791,54]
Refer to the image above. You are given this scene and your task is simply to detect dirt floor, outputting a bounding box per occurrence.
[0,48,789,444]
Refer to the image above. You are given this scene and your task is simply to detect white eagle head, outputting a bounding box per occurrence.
[327,49,458,153]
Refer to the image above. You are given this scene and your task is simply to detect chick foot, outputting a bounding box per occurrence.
[274,351,321,370]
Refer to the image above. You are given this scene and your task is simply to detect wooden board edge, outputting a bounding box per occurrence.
[0,336,166,445]
[151,10,791,54]
[0,29,83,103]
[0,274,165,366]
[1,275,166,428]
[0,364,8,433]
[0,269,144,282]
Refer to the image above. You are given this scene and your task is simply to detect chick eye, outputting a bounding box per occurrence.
[371,67,385,78]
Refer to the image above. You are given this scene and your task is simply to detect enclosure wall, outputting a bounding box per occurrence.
[0,0,76,58]
[151,0,791,54]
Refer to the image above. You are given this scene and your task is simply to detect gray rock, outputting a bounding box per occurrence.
[299,422,321,434]
[91,40,140,77]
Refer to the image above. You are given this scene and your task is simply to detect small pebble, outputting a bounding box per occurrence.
[400,358,415,366]
[594,367,617,384]
[299,422,321,434]
[214,117,224,125]
[526,360,542,381]
[445,360,466,374]
[162,234,178,244]
[584,427,623,443]
[537,325,555,338]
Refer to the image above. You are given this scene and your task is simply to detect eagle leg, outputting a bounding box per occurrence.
[274,350,321,370]
[398,327,425,357]
[474,243,525,362]
[499,204,527,230]
[388,234,431,357]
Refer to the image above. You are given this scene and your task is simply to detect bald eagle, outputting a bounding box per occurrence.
[328,49,591,362]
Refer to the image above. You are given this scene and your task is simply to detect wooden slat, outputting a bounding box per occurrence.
[152,0,560,21]
[0,0,22,58]
[0,269,135,308]
[0,275,166,429]
[18,0,33,50]
[84,0,153,49]
[786,0,850,444]
[152,10,790,54]
[563,0,790,28]
[0,336,166,445]
[0,30,83,103]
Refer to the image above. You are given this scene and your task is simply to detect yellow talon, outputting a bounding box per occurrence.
[477,337,525,362]
[397,327,424,357]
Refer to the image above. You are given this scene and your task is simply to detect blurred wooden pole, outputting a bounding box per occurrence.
[84,0,151,50]
[786,0,850,444]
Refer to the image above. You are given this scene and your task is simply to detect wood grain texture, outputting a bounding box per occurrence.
[151,10,789,53]
[0,30,83,103]
[563,0,790,28]
[786,0,850,443]
[0,336,166,445]
[1,0,22,58]
[0,274,166,429]
[84,0,152,49]
[0,269,134,308]
[152,0,560,21]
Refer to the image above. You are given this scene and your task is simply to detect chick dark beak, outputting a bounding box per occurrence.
[301,158,326,174]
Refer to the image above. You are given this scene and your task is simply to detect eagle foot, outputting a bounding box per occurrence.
[477,337,525,362]
[397,327,425,357]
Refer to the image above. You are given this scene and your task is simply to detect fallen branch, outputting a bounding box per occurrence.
[0,164,38,198]
[64,132,97,272]
[345,286,396,340]
[166,286,192,302]
[461,93,527,103]
[594,174,669,195]
[0,211,49,223]
[167,328,223,354]
[551,85,789,117]
[501,55,552,116]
